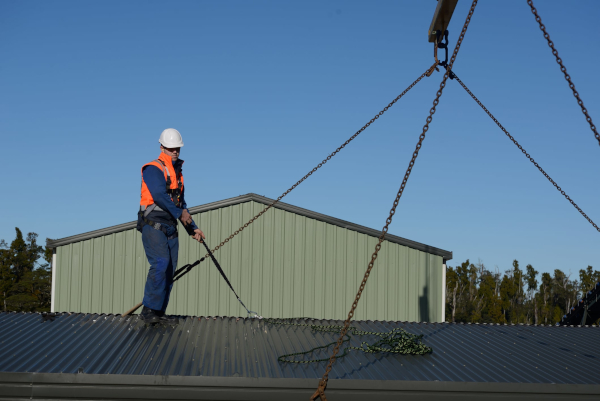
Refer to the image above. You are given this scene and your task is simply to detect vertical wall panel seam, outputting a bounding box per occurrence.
[300,214,305,318]
[66,245,71,311]
[313,220,318,319]
[88,239,94,313]
[68,244,73,311]
[98,237,104,314]
[259,203,265,315]
[119,233,125,314]
[291,213,295,317]
[88,239,94,310]
[64,246,68,311]
[78,242,83,313]
[110,235,116,313]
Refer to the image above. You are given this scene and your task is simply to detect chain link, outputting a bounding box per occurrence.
[263,318,431,364]
[310,2,479,400]
[453,73,600,233]
[526,0,600,147]
[205,65,437,257]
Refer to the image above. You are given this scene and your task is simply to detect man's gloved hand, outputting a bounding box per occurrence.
[181,209,193,226]
[191,229,205,243]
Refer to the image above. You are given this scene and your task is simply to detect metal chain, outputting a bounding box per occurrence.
[453,73,600,233]
[205,64,437,256]
[526,0,600,147]
[263,318,431,364]
[310,2,479,400]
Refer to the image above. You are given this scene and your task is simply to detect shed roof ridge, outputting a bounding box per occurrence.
[46,193,452,259]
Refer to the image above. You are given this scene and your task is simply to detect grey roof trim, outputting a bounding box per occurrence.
[46,193,452,260]
[45,194,258,249]
[1,373,596,400]
[246,194,452,260]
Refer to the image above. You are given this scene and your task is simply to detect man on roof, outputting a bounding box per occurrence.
[137,128,205,324]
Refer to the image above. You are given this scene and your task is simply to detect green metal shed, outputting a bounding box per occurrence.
[47,194,452,321]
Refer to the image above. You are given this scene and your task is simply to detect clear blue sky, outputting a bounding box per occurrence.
[1,1,598,278]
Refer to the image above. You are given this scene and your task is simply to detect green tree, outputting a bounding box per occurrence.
[446,260,503,324]
[525,264,539,324]
[499,260,524,323]
[538,272,553,324]
[0,228,51,312]
[552,269,578,318]
[0,239,13,312]
[446,258,591,325]
[579,266,600,294]
[478,267,504,323]
[446,260,466,322]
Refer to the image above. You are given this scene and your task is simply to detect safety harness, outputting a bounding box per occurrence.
[137,159,184,240]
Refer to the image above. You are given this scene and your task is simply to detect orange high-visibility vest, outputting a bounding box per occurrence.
[140,152,184,212]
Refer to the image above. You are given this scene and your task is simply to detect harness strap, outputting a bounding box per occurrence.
[141,204,158,218]
[154,159,172,188]
[138,211,178,240]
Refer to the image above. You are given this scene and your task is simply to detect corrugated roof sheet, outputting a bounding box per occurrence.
[1,312,598,384]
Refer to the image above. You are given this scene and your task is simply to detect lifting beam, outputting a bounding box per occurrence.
[428,0,459,43]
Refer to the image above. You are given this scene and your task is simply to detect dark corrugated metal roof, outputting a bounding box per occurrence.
[1,312,598,384]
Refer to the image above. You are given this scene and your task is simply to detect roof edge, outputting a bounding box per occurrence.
[46,193,452,260]
[0,373,596,399]
[7,312,598,328]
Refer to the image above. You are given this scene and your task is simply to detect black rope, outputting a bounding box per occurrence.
[170,240,257,316]
[172,257,205,282]
[200,240,257,317]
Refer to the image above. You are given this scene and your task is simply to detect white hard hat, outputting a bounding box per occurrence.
[159,128,184,148]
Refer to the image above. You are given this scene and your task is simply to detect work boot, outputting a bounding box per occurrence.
[140,306,160,325]
[156,310,179,325]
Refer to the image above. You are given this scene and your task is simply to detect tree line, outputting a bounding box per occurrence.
[1,227,598,323]
[0,228,52,312]
[446,259,600,325]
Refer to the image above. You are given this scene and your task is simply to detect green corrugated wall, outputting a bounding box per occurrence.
[55,201,443,321]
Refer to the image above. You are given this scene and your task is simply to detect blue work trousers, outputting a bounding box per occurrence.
[141,224,179,312]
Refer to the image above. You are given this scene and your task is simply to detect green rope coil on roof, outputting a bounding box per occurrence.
[264,318,432,364]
